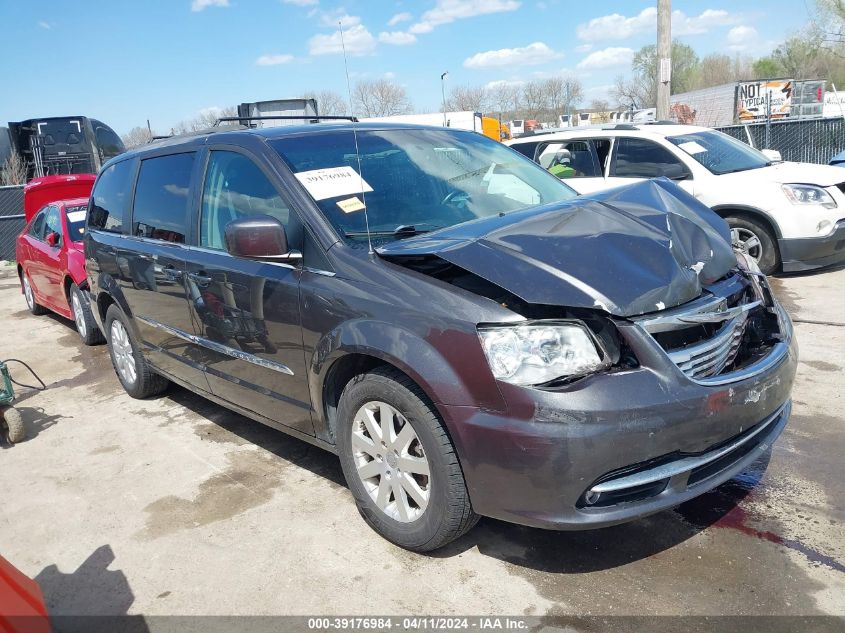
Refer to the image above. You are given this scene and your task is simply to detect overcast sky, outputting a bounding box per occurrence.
[1,0,809,134]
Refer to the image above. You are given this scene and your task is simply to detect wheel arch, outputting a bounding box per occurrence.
[710,204,783,240]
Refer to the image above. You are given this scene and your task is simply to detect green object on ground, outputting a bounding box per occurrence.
[0,361,13,406]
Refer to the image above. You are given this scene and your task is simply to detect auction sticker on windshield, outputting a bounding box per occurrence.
[678,141,707,155]
[295,166,373,201]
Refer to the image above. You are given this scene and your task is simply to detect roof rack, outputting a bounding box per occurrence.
[214,115,359,126]
[603,124,639,130]
[641,120,677,125]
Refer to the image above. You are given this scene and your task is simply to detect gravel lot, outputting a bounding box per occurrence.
[0,265,843,618]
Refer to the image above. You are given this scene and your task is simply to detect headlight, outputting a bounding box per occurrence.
[478,321,606,386]
[781,184,836,208]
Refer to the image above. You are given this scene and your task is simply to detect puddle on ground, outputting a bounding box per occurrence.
[802,360,840,372]
[137,448,289,539]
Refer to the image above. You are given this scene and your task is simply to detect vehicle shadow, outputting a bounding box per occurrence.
[429,452,771,572]
[34,544,150,632]
[166,385,346,488]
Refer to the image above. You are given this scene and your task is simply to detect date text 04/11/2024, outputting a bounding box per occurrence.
[307,617,529,630]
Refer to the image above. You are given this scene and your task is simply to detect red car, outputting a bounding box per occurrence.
[16,198,103,345]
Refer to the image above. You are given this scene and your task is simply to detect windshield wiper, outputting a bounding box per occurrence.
[343,224,444,238]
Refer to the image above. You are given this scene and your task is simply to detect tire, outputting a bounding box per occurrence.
[725,214,780,275]
[21,271,47,315]
[336,366,478,552]
[105,304,169,399]
[3,407,25,444]
[70,283,105,346]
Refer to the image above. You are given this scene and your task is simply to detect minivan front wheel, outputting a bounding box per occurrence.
[336,367,478,551]
[105,304,168,399]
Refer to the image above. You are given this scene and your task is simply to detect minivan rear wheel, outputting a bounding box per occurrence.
[105,304,168,399]
[336,366,478,551]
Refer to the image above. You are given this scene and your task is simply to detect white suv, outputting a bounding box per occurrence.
[507,124,845,274]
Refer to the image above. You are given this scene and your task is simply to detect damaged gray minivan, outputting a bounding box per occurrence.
[86,123,796,551]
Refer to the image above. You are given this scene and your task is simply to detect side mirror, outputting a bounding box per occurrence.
[46,232,59,247]
[761,149,782,163]
[224,215,301,263]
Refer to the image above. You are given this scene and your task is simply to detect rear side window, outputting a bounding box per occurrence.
[536,140,600,178]
[199,150,291,251]
[132,153,195,243]
[611,137,688,179]
[89,159,134,233]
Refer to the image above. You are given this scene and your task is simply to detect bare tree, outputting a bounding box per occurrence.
[353,79,413,117]
[0,151,27,186]
[541,77,583,115]
[521,81,548,119]
[488,83,522,117]
[172,106,238,135]
[611,74,650,110]
[304,90,349,116]
[446,85,489,112]
[121,126,156,149]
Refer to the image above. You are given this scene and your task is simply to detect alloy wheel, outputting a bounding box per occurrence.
[731,227,763,262]
[351,401,431,523]
[72,293,86,337]
[110,320,137,385]
[23,276,34,310]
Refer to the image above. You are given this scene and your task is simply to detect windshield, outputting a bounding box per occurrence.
[65,206,87,242]
[271,128,577,244]
[667,130,770,175]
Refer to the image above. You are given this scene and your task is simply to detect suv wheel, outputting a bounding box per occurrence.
[70,283,104,346]
[105,304,168,399]
[22,272,46,315]
[726,215,780,275]
[336,366,478,551]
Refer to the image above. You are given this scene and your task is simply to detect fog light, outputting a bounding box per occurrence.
[584,490,601,506]
[818,220,832,234]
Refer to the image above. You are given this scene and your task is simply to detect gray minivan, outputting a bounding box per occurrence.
[85,122,796,551]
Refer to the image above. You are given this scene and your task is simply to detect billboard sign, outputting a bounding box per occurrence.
[736,80,793,122]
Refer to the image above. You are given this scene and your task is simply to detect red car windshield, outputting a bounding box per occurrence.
[65,205,87,242]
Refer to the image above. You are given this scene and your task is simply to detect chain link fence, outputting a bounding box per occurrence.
[0,185,25,262]
[715,117,845,165]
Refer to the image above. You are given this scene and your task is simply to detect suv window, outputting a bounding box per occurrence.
[29,209,47,239]
[89,159,134,233]
[611,137,689,179]
[200,151,291,251]
[509,141,541,160]
[44,206,62,241]
[132,153,195,243]
[536,140,600,178]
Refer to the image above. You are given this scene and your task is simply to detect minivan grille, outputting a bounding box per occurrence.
[635,271,782,383]
[667,314,748,379]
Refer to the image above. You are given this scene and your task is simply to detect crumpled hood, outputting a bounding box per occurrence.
[378,179,736,317]
[722,161,845,187]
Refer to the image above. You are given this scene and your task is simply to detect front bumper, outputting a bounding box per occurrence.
[440,323,797,531]
[779,220,845,272]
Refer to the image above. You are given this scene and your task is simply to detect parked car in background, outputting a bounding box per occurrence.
[508,124,845,274]
[86,122,794,551]
[16,197,103,345]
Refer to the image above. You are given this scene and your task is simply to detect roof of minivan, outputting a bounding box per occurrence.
[508,123,712,144]
[111,121,462,161]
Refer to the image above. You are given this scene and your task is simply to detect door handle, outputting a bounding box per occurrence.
[188,272,213,287]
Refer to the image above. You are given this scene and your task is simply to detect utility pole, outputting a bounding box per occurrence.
[441,72,449,126]
[656,0,671,120]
